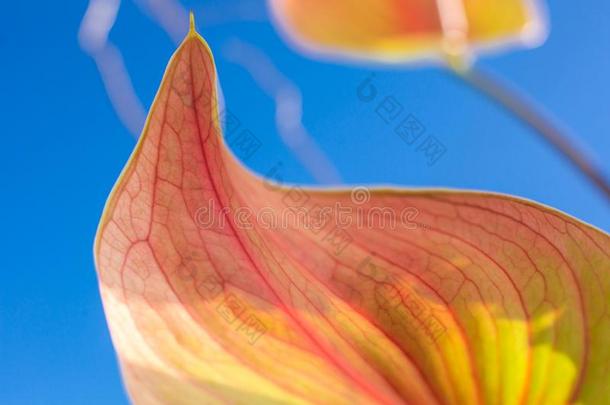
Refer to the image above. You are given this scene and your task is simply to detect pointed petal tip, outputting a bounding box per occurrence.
[189,11,196,36]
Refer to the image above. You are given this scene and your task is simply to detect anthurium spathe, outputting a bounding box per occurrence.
[267,0,547,63]
[94,17,610,405]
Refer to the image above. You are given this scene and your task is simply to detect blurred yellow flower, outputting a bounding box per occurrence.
[268,0,547,64]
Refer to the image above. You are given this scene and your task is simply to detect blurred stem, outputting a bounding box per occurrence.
[454,65,610,203]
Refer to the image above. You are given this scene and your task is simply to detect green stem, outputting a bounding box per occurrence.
[455,65,610,203]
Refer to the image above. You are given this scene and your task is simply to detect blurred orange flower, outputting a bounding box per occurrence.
[268,0,547,63]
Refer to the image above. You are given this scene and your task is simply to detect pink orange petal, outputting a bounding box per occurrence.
[95,21,609,405]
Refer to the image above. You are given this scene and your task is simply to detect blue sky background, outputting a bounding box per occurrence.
[1,1,609,404]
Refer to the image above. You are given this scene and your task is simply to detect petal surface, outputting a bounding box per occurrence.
[95,27,610,405]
